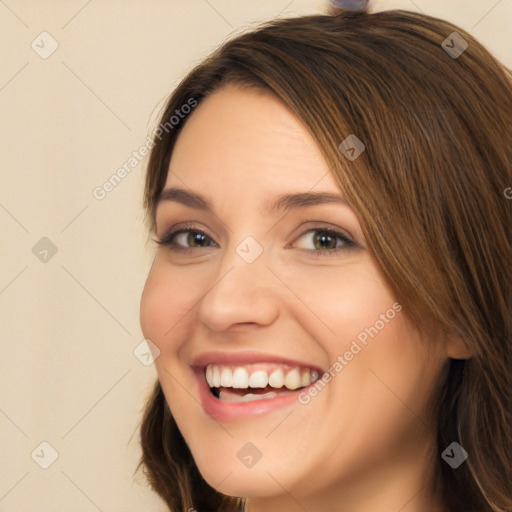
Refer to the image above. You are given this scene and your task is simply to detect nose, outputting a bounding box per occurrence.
[197,244,280,332]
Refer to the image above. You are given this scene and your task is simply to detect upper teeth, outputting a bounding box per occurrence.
[205,364,320,390]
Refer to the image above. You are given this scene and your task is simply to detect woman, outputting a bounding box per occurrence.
[137,2,512,511]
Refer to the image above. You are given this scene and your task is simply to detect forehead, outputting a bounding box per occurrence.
[165,85,341,194]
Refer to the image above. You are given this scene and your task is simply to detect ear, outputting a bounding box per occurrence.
[445,336,474,359]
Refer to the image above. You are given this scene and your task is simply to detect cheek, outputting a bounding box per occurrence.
[139,270,169,346]
[285,259,397,346]
[288,261,439,442]
[139,256,203,350]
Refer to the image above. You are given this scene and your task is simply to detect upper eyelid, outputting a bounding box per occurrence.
[156,220,219,240]
[156,217,356,238]
[156,223,216,243]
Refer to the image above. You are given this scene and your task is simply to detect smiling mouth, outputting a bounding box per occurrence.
[205,363,321,403]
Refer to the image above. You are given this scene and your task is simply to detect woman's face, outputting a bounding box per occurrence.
[140,85,449,508]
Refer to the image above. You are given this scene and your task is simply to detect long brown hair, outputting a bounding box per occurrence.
[136,6,512,512]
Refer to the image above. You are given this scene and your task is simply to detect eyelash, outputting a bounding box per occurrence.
[154,222,357,256]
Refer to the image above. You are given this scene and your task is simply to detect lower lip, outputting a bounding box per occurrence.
[195,371,314,422]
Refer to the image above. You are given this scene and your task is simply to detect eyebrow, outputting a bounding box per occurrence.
[156,187,348,215]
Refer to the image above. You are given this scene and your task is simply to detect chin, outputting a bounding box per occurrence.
[192,452,293,498]
[208,473,282,499]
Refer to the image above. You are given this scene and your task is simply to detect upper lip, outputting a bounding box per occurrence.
[190,350,324,374]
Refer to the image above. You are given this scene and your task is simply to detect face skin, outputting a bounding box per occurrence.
[140,85,468,512]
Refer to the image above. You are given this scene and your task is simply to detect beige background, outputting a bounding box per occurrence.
[0,1,510,510]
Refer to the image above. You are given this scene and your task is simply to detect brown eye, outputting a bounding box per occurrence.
[294,228,356,255]
[155,226,218,250]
